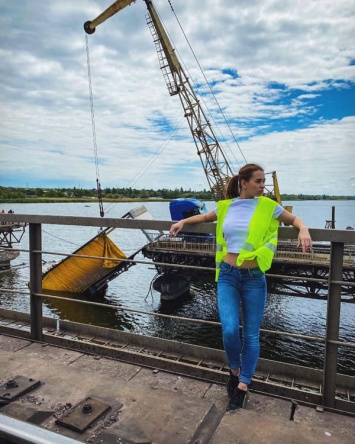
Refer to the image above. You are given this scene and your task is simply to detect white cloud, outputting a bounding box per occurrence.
[0,0,354,195]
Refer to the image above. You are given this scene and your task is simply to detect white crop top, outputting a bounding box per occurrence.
[214,198,284,253]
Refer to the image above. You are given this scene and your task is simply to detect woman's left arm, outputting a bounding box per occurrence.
[278,210,312,252]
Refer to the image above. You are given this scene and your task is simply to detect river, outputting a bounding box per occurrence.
[1,200,354,376]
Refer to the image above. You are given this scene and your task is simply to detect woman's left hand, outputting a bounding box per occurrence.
[298,227,312,252]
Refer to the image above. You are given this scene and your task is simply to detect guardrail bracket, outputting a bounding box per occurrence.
[56,396,112,433]
[0,376,40,404]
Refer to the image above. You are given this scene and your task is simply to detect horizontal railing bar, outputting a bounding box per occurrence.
[262,330,325,343]
[4,247,354,286]
[266,273,329,284]
[328,339,355,349]
[1,214,214,232]
[0,414,81,444]
[1,288,355,348]
[34,249,353,286]
[33,292,221,326]
[3,244,355,256]
[0,247,29,253]
[2,287,354,348]
[33,249,216,272]
[0,288,30,295]
[28,292,355,348]
[330,280,355,287]
[1,213,355,243]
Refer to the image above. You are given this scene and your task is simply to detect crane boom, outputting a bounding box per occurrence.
[84,0,136,34]
[84,0,286,206]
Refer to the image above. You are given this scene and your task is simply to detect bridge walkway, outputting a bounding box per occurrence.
[1,332,354,444]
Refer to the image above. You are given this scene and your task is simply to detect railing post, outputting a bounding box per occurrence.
[29,223,43,341]
[322,241,344,408]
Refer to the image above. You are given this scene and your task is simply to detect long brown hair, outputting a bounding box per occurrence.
[225,163,264,198]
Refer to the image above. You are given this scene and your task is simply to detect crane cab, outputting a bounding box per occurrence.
[169,198,208,220]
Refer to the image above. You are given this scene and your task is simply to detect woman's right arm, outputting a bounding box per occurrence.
[169,210,217,237]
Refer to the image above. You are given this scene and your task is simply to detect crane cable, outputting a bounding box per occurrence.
[167,0,247,165]
[126,117,185,188]
[103,117,185,214]
[85,33,105,217]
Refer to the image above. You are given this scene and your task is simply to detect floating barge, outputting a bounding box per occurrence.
[141,235,355,299]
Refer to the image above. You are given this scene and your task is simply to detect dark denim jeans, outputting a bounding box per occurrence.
[217,261,267,385]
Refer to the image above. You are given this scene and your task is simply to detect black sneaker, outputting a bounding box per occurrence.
[227,370,239,398]
[226,387,248,411]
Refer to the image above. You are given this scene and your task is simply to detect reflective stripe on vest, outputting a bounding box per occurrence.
[215,199,233,281]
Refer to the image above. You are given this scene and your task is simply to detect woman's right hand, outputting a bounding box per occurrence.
[169,220,184,237]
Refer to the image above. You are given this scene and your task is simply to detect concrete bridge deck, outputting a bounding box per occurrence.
[1,333,353,444]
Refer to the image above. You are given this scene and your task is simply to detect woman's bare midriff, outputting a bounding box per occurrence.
[224,252,259,269]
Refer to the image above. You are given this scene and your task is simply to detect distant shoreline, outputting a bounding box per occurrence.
[0,197,171,204]
[0,196,353,204]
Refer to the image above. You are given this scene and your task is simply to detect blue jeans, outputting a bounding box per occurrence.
[217,261,267,385]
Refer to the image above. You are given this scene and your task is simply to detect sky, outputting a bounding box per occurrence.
[0,0,354,196]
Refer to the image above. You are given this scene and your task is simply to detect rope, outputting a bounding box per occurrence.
[103,117,185,215]
[85,33,105,217]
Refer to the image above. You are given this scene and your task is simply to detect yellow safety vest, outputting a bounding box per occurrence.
[215,196,280,281]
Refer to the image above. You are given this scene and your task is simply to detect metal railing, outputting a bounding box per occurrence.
[0,414,81,444]
[0,212,355,411]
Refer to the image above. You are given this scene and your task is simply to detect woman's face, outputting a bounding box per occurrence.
[242,170,266,198]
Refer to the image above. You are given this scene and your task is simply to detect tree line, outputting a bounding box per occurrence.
[0,186,353,203]
[0,186,213,202]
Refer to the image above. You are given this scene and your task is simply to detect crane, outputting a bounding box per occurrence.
[84,0,285,205]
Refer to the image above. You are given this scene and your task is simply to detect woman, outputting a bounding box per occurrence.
[169,163,312,411]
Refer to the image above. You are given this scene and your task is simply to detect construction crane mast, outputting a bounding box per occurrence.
[84,0,285,205]
[144,1,235,201]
